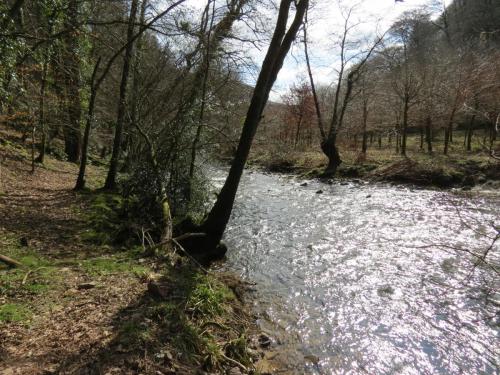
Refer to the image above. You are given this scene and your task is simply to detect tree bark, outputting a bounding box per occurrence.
[104,0,139,190]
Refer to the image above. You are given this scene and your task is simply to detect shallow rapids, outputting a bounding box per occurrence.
[214,170,499,374]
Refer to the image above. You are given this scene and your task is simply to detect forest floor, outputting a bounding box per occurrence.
[0,127,279,375]
[249,134,500,189]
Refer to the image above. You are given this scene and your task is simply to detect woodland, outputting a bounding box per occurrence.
[0,0,499,374]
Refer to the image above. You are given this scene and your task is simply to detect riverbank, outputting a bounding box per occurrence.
[0,128,278,375]
[248,146,500,189]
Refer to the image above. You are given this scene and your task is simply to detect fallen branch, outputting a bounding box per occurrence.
[0,253,23,268]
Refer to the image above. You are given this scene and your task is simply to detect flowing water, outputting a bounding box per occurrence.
[214,170,499,374]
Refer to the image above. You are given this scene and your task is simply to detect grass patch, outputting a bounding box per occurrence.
[186,273,235,318]
[0,234,60,298]
[0,303,32,323]
[80,256,148,277]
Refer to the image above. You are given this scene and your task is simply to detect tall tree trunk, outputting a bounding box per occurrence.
[443,107,457,155]
[395,127,400,154]
[401,96,409,156]
[465,115,476,151]
[75,59,100,191]
[188,0,217,199]
[378,134,382,149]
[419,126,424,150]
[35,56,48,164]
[104,0,139,190]
[361,103,368,154]
[425,116,433,154]
[123,0,148,172]
[303,7,326,141]
[200,0,309,251]
[294,114,303,148]
[62,0,82,163]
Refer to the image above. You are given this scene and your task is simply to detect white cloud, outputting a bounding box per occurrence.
[163,0,438,100]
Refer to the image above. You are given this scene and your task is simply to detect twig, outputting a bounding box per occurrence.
[0,254,23,268]
[220,353,248,372]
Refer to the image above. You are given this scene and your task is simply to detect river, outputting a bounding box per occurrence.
[213,170,499,374]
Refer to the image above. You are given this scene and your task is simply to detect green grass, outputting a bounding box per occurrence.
[0,303,32,323]
[186,273,235,318]
[0,234,61,297]
[80,256,148,277]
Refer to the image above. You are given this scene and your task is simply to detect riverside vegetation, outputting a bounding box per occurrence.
[0,0,499,374]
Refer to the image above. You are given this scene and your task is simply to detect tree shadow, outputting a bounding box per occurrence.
[51,267,231,375]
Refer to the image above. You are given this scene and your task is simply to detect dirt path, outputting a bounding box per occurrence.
[0,133,151,374]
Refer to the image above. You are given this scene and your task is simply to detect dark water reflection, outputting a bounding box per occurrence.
[215,170,499,374]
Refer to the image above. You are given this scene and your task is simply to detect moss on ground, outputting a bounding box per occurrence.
[80,256,149,277]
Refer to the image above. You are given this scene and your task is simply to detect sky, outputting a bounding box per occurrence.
[182,0,438,101]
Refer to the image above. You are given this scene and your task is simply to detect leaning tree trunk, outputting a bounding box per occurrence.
[104,0,139,190]
[199,0,309,252]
